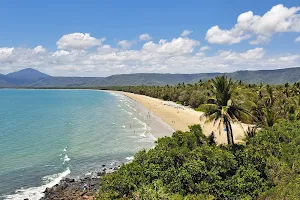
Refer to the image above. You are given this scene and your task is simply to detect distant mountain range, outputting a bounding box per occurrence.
[1,67,300,87]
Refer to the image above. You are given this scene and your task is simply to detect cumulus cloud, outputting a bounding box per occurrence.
[278,55,299,62]
[139,33,152,41]
[249,35,270,45]
[217,47,265,64]
[117,40,133,49]
[199,46,211,51]
[52,50,70,57]
[180,30,193,37]
[0,47,14,61]
[296,36,300,42]
[0,35,299,76]
[142,37,200,55]
[33,45,46,53]
[206,4,300,44]
[57,33,105,50]
[240,48,265,59]
[206,26,251,44]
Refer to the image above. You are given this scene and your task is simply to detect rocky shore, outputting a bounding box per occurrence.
[39,167,114,200]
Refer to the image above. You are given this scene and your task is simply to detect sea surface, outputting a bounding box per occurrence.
[0,89,172,200]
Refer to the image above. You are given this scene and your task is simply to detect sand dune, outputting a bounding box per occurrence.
[118,91,251,144]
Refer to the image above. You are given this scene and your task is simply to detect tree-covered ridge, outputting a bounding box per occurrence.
[97,121,300,199]
[2,67,300,87]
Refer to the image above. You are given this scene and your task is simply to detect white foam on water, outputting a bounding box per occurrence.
[3,168,71,200]
[109,161,116,165]
[63,147,67,152]
[125,156,134,161]
[63,154,71,164]
[105,91,123,98]
[132,117,148,137]
[121,125,126,128]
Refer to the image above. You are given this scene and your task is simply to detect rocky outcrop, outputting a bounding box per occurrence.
[40,172,105,200]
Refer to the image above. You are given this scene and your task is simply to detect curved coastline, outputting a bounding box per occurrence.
[104,90,175,139]
[108,90,252,144]
[1,89,175,200]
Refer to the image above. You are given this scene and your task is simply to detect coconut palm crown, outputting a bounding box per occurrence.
[199,75,251,145]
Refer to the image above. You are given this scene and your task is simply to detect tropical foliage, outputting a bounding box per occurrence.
[97,121,300,199]
[198,76,252,144]
[95,76,300,199]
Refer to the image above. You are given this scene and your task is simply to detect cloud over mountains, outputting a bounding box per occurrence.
[0,4,299,76]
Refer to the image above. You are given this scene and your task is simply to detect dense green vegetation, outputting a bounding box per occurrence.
[96,76,300,199]
[97,121,300,199]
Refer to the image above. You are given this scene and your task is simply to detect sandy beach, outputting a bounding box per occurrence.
[117,91,251,144]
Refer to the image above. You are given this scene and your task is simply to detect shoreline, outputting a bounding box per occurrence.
[2,89,250,200]
[105,90,175,139]
[111,91,251,144]
[2,89,175,200]
[37,91,177,200]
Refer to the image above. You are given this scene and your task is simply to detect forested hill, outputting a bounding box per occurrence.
[1,67,300,87]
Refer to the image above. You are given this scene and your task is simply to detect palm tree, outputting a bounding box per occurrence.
[199,75,251,145]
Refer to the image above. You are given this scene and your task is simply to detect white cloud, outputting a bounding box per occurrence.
[240,48,265,59]
[206,25,251,44]
[278,55,299,62]
[0,36,299,76]
[33,45,46,53]
[218,47,265,63]
[139,33,152,41]
[199,46,211,51]
[180,30,193,37]
[142,37,200,55]
[206,4,300,44]
[102,45,111,49]
[296,36,300,42]
[249,35,270,45]
[57,33,105,50]
[0,47,14,61]
[117,40,133,49]
[52,50,70,57]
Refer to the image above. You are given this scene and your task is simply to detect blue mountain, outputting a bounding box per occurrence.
[6,68,50,81]
[1,67,300,87]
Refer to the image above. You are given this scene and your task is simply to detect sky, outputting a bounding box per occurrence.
[0,0,299,77]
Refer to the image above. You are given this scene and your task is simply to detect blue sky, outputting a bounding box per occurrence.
[0,0,299,76]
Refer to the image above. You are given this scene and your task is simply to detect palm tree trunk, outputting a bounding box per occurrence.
[228,121,234,144]
[225,120,234,145]
[224,120,231,145]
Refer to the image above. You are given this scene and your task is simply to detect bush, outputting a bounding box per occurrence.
[97,121,300,199]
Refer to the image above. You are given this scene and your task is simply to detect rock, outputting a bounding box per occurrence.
[24,198,29,200]
[61,182,69,190]
[97,171,106,176]
[113,167,118,170]
[102,164,106,167]
[64,178,75,183]
[44,187,50,193]
[103,168,106,171]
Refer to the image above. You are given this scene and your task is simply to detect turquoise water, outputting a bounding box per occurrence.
[0,89,171,199]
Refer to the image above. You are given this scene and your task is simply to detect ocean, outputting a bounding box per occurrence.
[0,89,173,200]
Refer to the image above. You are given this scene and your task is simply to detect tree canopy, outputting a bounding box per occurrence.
[97,121,300,199]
